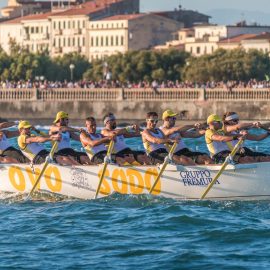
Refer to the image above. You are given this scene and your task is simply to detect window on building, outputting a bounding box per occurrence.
[63,21,66,29]
[101,37,103,46]
[91,37,94,46]
[68,38,70,47]
[68,21,70,29]
[190,47,193,54]
[36,27,38,33]
[116,36,119,46]
[111,36,114,46]
[83,21,85,28]
[212,46,214,53]
[106,36,108,46]
[96,36,99,46]
[78,37,80,46]
[82,38,85,46]
[63,38,66,46]
[121,36,124,46]
[204,46,207,54]
[78,21,80,29]
[73,37,75,46]
[53,22,56,29]
[58,21,61,29]
[197,47,200,54]
[73,21,75,28]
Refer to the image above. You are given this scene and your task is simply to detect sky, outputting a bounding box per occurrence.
[1,0,270,24]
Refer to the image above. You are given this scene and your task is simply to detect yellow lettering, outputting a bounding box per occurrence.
[44,166,62,192]
[127,168,144,194]
[144,168,161,195]
[25,167,41,191]
[9,166,25,192]
[98,169,111,195]
[111,169,128,194]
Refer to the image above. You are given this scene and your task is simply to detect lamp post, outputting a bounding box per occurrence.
[69,63,75,81]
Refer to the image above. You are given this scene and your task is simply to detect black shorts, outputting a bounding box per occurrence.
[1,147,29,163]
[56,148,87,164]
[149,148,168,165]
[174,148,207,162]
[92,151,107,164]
[239,147,269,157]
[114,148,134,158]
[33,150,50,165]
[212,150,231,164]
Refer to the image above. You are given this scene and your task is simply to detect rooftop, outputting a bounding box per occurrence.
[99,13,145,21]
[219,34,258,44]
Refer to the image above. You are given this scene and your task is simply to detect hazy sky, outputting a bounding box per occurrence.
[141,0,270,13]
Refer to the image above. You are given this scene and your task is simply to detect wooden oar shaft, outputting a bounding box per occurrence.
[201,139,244,200]
[94,140,114,199]
[28,142,58,198]
[149,142,178,194]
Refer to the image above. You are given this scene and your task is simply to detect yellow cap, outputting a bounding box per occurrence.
[18,120,32,129]
[53,111,69,123]
[162,110,178,120]
[207,114,222,124]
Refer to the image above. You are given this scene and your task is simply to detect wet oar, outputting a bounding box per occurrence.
[201,139,244,200]
[94,140,115,199]
[149,142,178,194]
[26,142,58,200]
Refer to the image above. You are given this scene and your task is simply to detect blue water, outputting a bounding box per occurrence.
[1,128,270,269]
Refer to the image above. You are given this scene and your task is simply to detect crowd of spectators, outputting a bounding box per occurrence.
[0,79,270,90]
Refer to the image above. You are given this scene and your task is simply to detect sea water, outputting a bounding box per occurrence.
[1,128,270,269]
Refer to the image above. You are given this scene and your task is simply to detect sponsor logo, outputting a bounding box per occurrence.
[179,170,220,186]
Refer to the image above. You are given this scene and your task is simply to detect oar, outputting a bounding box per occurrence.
[26,142,58,200]
[201,139,244,200]
[94,140,115,199]
[149,142,178,194]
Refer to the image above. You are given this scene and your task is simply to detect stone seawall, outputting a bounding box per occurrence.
[1,100,268,123]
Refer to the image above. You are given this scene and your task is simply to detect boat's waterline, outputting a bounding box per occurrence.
[1,162,269,201]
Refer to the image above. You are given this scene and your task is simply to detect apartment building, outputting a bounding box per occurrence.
[89,13,181,60]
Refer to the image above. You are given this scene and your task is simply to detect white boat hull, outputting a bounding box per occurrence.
[0,162,269,200]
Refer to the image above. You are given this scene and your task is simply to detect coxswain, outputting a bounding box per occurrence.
[80,117,116,164]
[50,111,91,165]
[205,114,249,164]
[17,120,69,165]
[160,110,213,165]
[222,112,270,162]
[101,113,151,165]
[141,111,188,165]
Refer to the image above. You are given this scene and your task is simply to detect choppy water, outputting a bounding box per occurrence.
[1,128,270,269]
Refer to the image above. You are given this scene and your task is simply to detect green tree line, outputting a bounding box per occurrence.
[0,42,269,83]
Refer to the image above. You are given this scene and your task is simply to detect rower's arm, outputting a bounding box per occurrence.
[226,122,253,132]
[101,128,125,137]
[3,130,20,138]
[142,130,171,144]
[80,133,110,147]
[25,136,52,144]
[50,125,79,134]
[181,129,205,138]
[211,133,241,142]
[70,132,80,141]
[246,132,269,141]
[0,122,15,129]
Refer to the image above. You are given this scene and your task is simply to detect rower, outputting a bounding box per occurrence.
[222,112,270,162]
[160,110,213,165]
[80,117,116,164]
[50,111,91,165]
[17,120,67,165]
[141,111,188,165]
[101,113,151,165]
[0,122,28,163]
[205,114,248,164]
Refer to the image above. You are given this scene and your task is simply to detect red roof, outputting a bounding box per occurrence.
[219,34,257,44]
[1,12,55,24]
[244,32,270,41]
[100,13,146,21]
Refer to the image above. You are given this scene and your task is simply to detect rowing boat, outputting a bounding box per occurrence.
[1,161,269,200]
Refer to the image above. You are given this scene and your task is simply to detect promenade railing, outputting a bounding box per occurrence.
[0,88,270,101]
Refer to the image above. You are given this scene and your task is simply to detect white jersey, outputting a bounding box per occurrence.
[0,133,12,154]
[84,133,107,160]
[113,135,127,154]
[143,128,167,154]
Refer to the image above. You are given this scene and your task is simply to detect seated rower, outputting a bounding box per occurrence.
[160,110,213,165]
[80,117,116,164]
[0,122,29,163]
[101,113,151,165]
[222,112,270,162]
[50,111,91,165]
[205,114,249,164]
[17,120,73,165]
[141,111,190,165]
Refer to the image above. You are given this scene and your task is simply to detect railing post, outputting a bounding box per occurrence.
[117,87,124,100]
[198,87,206,101]
[32,88,39,100]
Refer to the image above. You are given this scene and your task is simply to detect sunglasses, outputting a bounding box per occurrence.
[147,119,158,123]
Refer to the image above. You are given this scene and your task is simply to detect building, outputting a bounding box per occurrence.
[89,13,182,60]
[241,32,270,54]
[218,34,257,50]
